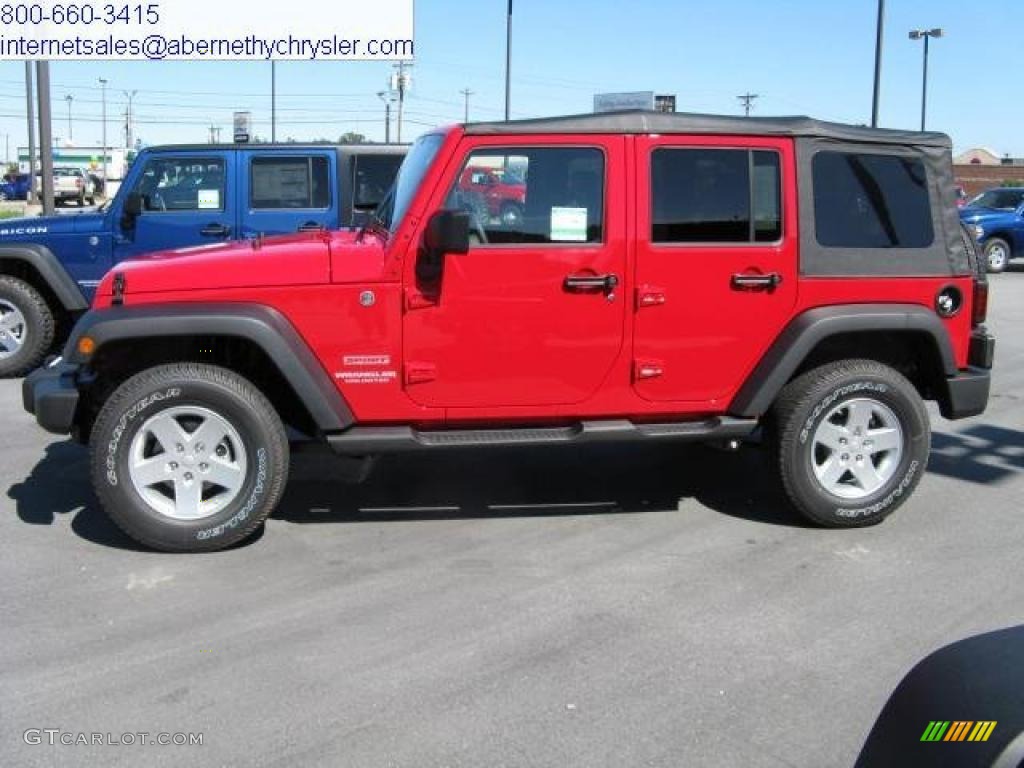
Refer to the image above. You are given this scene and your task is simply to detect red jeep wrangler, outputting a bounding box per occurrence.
[24,112,994,552]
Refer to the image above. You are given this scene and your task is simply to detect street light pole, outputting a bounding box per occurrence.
[460,88,473,124]
[99,78,108,186]
[123,90,137,148]
[65,94,73,142]
[909,28,943,131]
[271,60,277,143]
[504,0,512,120]
[376,91,393,143]
[871,0,885,127]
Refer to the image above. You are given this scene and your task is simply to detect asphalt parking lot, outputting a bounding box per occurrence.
[2,272,1022,768]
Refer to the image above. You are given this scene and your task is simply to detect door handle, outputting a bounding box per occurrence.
[297,221,325,232]
[200,223,231,238]
[564,273,620,293]
[731,272,783,290]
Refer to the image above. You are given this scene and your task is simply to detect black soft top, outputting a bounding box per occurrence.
[466,110,951,149]
[467,110,968,277]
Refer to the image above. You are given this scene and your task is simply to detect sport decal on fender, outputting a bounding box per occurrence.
[335,354,397,385]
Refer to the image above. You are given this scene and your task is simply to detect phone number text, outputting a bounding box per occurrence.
[1,3,160,26]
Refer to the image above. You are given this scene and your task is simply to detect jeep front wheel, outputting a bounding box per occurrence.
[90,363,289,552]
[772,359,930,527]
[0,275,55,377]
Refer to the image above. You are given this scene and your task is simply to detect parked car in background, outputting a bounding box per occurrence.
[959,187,1024,272]
[51,166,97,207]
[457,164,527,226]
[0,173,31,201]
[0,143,405,376]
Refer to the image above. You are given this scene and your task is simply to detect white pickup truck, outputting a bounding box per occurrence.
[51,166,96,206]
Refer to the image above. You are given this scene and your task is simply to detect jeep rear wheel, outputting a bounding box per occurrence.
[0,276,55,377]
[984,238,1010,273]
[772,360,930,527]
[90,363,289,552]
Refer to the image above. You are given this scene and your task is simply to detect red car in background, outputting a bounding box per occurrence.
[457,165,526,226]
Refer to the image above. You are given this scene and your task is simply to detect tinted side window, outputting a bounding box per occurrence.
[651,148,781,243]
[352,154,404,210]
[445,147,604,245]
[251,156,330,210]
[131,157,226,212]
[812,152,933,248]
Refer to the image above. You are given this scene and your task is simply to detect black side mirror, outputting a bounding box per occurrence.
[121,192,143,229]
[417,209,470,286]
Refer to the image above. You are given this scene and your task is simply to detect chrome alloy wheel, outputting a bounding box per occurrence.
[0,299,27,360]
[129,406,247,520]
[986,242,1008,271]
[810,397,904,500]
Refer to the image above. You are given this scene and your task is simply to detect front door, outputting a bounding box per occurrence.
[114,151,234,260]
[403,138,626,410]
[632,136,799,405]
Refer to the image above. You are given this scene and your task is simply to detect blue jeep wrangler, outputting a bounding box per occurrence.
[0,143,405,376]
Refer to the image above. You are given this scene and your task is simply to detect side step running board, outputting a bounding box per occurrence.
[327,417,757,455]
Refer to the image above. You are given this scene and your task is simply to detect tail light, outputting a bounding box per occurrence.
[75,178,83,188]
[972,280,989,326]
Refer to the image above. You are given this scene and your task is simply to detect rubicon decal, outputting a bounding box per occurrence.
[920,720,997,742]
[0,226,48,236]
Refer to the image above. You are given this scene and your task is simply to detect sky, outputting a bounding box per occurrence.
[0,0,1021,158]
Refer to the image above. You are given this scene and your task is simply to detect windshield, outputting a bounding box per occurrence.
[383,133,445,230]
[968,189,1024,210]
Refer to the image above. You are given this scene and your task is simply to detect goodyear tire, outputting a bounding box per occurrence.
[0,275,55,378]
[772,359,930,528]
[90,363,289,552]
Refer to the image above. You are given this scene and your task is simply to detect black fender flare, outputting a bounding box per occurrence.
[64,303,354,432]
[729,303,958,418]
[0,243,89,311]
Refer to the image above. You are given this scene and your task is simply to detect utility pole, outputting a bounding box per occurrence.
[271,60,277,142]
[460,88,474,124]
[737,92,759,117]
[65,94,74,142]
[36,61,55,215]
[98,78,108,185]
[123,90,137,148]
[25,62,36,204]
[392,62,411,143]
[871,0,885,127]
[504,0,512,120]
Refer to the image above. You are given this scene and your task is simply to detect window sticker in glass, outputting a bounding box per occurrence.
[251,157,330,210]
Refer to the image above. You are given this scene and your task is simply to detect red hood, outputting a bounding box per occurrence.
[94,229,388,304]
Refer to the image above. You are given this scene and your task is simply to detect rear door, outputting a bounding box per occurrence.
[632,136,799,404]
[402,136,627,409]
[238,149,338,238]
[113,150,234,259]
